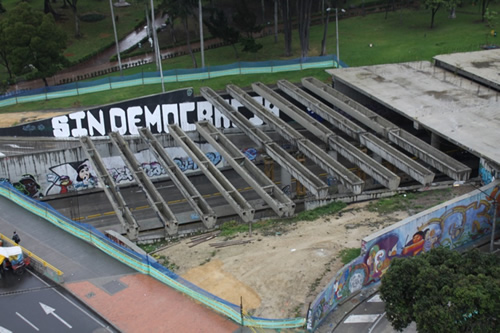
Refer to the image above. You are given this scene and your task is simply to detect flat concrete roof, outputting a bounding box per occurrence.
[434,49,500,90]
[327,59,500,165]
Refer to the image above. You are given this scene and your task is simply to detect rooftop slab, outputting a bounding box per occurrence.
[434,49,500,91]
[327,60,500,165]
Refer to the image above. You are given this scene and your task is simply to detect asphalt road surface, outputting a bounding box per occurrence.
[0,269,117,333]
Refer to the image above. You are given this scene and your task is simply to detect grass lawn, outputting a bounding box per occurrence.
[0,2,498,114]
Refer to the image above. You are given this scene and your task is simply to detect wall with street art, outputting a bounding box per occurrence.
[0,140,260,198]
[0,88,279,138]
[307,182,500,331]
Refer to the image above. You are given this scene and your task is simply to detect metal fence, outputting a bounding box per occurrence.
[0,55,342,108]
[0,181,306,330]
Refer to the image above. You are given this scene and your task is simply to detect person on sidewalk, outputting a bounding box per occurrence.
[12,231,20,244]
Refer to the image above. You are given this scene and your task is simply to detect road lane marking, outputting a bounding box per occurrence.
[40,302,72,329]
[30,271,112,331]
[16,312,40,331]
[368,294,383,303]
[344,314,380,323]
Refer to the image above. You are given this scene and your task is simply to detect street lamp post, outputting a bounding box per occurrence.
[335,8,345,68]
[199,0,205,68]
[109,0,123,75]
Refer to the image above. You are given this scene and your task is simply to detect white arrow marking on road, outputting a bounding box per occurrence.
[40,302,72,329]
[0,326,12,333]
[16,312,40,331]
[344,314,380,323]
[368,294,383,302]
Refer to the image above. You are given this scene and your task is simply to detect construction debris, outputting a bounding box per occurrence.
[187,231,221,248]
[209,239,253,248]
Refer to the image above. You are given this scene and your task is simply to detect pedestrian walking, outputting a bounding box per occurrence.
[12,231,20,244]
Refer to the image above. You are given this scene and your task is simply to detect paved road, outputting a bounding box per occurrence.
[0,269,117,333]
[0,196,241,332]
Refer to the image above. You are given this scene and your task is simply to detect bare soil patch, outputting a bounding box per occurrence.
[156,186,476,319]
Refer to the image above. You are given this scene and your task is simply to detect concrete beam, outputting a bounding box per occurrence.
[279,79,435,185]
[200,86,329,198]
[79,136,139,240]
[168,124,255,223]
[196,121,296,217]
[227,84,364,194]
[252,82,400,190]
[302,77,471,181]
[138,128,217,229]
[388,129,471,181]
[109,132,178,236]
[302,77,395,136]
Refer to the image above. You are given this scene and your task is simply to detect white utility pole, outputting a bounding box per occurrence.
[199,0,205,68]
[109,0,123,75]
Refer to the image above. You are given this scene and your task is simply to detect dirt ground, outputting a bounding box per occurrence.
[0,111,69,128]
[156,185,476,320]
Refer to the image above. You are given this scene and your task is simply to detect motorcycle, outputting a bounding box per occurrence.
[0,245,30,277]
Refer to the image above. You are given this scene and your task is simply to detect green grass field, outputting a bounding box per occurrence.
[0,1,498,114]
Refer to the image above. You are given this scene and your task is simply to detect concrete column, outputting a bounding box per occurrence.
[431,132,441,149]
[281,167,292,198]
[328,149,338,160]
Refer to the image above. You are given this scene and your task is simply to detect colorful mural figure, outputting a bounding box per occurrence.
[402,230,427,256]
[46,160,98,195]
[13,174,43,198]
[308,185,500,332]
[49,175,74,194]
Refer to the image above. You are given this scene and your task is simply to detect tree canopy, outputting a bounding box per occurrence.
[1,2,67,86]
[380,247,500,333]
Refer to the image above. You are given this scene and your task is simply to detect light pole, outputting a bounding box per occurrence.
[199,0,205,68]
[109,0,123,75]
[335,8,345,68]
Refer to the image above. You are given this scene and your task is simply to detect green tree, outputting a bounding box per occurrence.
[380,247,500,333]
[297,0,313,58]
[0,19,13,80]
[204,8,240,58]
[161,0,198,68]
[424,0,445,28]
[4,2,67,86]
[232,0,263,55]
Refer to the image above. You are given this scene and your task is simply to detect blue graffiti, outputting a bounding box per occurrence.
[242,148,258,161]
[174,152,222,172]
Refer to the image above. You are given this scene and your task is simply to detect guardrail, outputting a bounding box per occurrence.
[0,181,306,330]
[0,232,64,283]
[0,55,342,108]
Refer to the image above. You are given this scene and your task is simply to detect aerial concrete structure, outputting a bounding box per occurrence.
[277,79,436,186]
[80,136,140,240]
[327,56,499,175]
[168,124,256,223]
[434,49,500,91]
[300,77,471,181]
[109,131,178,236]
[196,121,296,217]
[138,128,217,229]
[252,82,401,190]
[200,86,330,199]
[226,84,365,195]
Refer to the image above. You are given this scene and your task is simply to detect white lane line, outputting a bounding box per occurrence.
[16,312,40,331]
[344,314,380,323]
[368,294,383,302]
[29,270,112,331]
[369,312,386,333]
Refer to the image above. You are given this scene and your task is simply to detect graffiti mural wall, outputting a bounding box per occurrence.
[0,89,280,138]
[0,142,260,197]
[307,182,500,331]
